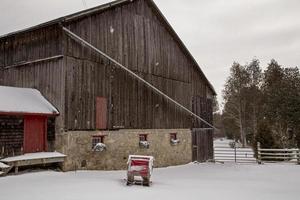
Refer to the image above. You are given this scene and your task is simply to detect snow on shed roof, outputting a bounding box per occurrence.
[0,86,59,115]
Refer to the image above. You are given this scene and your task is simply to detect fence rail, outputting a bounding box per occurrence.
[214,140,300,165]
[257,143,300,164]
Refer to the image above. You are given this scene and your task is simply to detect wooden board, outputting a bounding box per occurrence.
[192,129,214,162]
[24,116,47,153]
[96,97,108,129]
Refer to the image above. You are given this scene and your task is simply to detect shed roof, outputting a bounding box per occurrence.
[0,86,59,116]
[0,0,216,95]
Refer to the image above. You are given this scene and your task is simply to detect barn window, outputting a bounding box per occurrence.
[170,133,177,140]
[139,134,149,149]
[92,135,107,152]
[170,133,180,145]
[92,135,105,148]
[139,134,148,142]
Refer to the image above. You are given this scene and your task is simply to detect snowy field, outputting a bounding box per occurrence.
[0,163,299,200]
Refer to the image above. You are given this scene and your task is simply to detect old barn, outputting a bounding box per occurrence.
[0,0,215,171]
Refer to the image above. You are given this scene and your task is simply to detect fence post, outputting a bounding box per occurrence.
[234,142,237,163]
[257,142,262,164]
[297,149,300,165]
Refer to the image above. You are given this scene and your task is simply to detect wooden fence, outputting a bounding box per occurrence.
[213,140,300,165]
[257,143,300,164]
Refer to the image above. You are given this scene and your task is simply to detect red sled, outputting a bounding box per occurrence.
[127,155,154,186]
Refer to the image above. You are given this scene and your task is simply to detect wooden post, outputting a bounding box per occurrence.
[14,162,19,174]
[1,146,4,157]
[234,142,237,163]
[257,142,262,164]
[297,149,300,165]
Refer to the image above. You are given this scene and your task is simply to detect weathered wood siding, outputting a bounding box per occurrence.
[192,96,213,128]
[0,59,65,129]
[192,129,214,162]
[0,25,65,130]
[0,25,62,67]
[63,0,212,130]
[0,116,24,157]
[47,117,56,141]
[64,57,111,130]
[0,0,214,131]
[0,68,3,85]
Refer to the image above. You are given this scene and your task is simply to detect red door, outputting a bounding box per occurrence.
[24,116,47,153]
[96,97,108,130]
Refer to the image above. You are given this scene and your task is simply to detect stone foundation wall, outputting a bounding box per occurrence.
[55,129,192,171]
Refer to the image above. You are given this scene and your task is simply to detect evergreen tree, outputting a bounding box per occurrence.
[222,58,299,149]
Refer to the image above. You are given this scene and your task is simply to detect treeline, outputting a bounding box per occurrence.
[218,59,300,149]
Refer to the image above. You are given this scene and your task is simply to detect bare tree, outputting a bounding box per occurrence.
[223,62,250,146]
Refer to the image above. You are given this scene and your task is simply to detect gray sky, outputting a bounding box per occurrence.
[1,0,300,105]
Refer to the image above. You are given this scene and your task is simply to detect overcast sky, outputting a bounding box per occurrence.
[1,0,300,104]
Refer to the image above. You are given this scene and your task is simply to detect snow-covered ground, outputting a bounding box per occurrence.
[0,163,299,200]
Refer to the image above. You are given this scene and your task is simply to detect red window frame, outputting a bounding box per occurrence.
[139,134,148,142]
[92,135,105,149]
[170,133,177,140]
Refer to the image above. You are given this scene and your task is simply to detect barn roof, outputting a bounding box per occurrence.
[0,86,59,116]
[0,0,216,95]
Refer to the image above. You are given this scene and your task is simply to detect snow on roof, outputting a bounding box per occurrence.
[0,152,66,163]
[0,86,59,115]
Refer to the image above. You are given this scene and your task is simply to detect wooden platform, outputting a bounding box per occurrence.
[0,162,10,169]
[0,161,12,176]
[0,152,66,174]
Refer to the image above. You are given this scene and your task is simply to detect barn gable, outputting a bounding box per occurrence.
[0,0,215,94]
[0,0,215,131]
[61,0,215,130]
[0,0,216,130]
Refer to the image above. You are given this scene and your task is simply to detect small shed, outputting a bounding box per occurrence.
[0,86,59,156]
